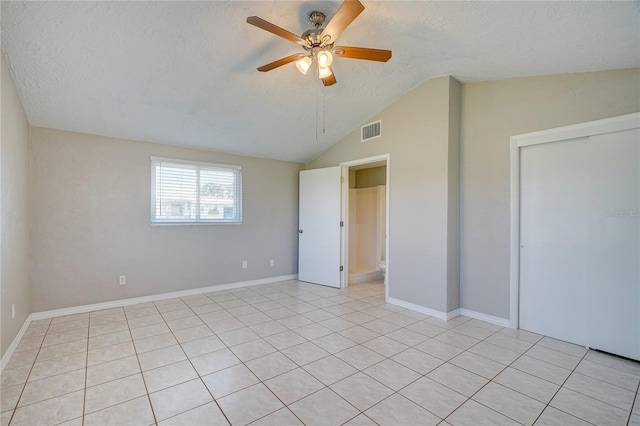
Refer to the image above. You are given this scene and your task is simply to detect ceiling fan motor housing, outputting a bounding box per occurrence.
[309,11,326,28]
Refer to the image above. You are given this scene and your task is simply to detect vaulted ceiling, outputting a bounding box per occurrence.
[2,1,638,163]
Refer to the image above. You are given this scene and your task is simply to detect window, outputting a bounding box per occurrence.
[151,157,242,224]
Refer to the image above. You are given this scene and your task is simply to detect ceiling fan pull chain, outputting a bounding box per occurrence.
[323,89,326,135]
[315,83,319,140]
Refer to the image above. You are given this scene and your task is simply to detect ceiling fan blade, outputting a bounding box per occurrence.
[322,68,337,86]
[320,0,365,44]
[247,16,306,45]
[334,46,392,62]
[257,54,304,72]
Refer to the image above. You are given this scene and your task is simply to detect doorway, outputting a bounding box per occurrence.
[341,155,390,298]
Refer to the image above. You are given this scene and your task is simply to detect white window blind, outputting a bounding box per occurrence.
[151,157,242,224]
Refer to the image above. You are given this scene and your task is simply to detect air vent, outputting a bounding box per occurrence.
[361,120,382,142]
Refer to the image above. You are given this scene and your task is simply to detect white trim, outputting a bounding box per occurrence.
[509,112,640,330]
[384,156,390,302]
[150,156,242,170]
[31,274,297,321]
[340,166,349,289]
[340,154,389,167]
[509,136,520,329]
[459,309,511,328]
[446,308,462,320]
[512,113,640,148]
[387,297,460,321]
[1,314,33,373]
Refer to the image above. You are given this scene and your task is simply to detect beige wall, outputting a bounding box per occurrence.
[460,68,640,319]
[1,53,31,357]
[30,128,303,312]
[309,69,639,321]
[354,166,386,188]
[309,76,462,314]
[446,80,462,312]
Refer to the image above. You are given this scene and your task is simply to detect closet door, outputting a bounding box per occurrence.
[519,137,589,346]
[585,129,639,359]
[519,129,639,360]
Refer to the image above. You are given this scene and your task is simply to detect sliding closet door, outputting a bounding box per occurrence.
[519,137,589,346]
[520,129,640,360]
[585,129,639,359]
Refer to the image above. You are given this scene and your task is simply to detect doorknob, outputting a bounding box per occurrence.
[299,229,303,233]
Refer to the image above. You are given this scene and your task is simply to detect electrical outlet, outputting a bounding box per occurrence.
[270,259,275,267]
[242,261,248,269]
[11,303,15,319]
[119,275,127,285]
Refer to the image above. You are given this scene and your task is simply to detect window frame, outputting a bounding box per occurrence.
[150,156,243,225]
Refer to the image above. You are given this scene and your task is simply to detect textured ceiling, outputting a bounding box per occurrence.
[2,1,639,163]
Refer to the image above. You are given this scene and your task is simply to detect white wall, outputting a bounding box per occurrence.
[1,52,31,357]
[30,128,303,312]
[460,68,640,319]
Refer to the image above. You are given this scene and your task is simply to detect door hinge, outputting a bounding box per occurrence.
[341,176,344,183]
[340,221,344,227]
[340,266,344,272]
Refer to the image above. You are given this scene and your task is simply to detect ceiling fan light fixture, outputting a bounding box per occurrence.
[317,50,333,68]
[318,66,333,79]
[295,56,312,75]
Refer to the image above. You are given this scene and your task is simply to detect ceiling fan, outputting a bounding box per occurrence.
[247,0,392,87]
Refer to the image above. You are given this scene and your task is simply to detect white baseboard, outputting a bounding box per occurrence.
[1,314,33,373]
[459,308,511,328]
[3,274,297,371]
[386,297,459,320]
[447,308,462,320]
[386,297,512,328]
[31,274,298,321]
[349,270,383,284]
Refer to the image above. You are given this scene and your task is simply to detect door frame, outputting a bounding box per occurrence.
[340,154,391,300]
[509,112,640,329]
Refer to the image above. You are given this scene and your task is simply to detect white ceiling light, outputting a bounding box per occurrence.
[318,66,333,79]
[317,50,333,68]
[295,56,312,75]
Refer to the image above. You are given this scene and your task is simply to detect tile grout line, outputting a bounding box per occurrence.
[190,287,368,425]
[206,286,341,425]
[6,319,52,426]
[547,348,640,421]
[531,345,593,425]
[456,330,602,425]
[626,374,640,426]
[124,307,159,426]
[439,325,518,424]
[81,314,91,426]
[161,294,234,426]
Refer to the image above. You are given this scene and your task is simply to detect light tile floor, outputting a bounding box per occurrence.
[1,280,639,425]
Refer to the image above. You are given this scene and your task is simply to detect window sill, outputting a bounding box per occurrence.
[150,221,243,226]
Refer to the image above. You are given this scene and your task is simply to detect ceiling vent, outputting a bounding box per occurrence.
[361,120,381,142]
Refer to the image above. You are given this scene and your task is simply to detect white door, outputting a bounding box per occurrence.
[585,129,639,359]
[519,137,589,346]
[520,129,640,359]
[298,166,342,288]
